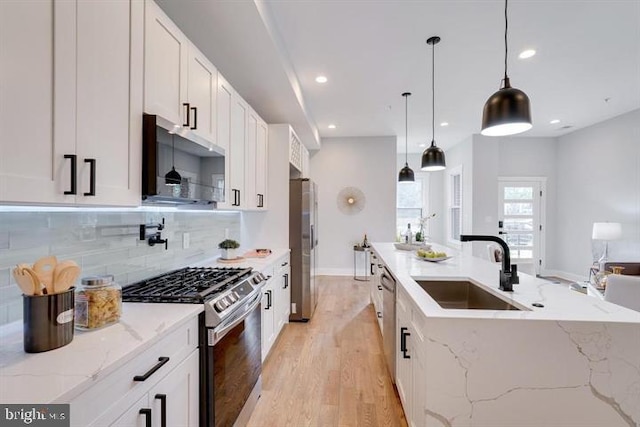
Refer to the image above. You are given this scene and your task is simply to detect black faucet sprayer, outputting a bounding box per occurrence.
[459,235,519,292]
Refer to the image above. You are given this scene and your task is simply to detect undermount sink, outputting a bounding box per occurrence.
[415,280,523,311]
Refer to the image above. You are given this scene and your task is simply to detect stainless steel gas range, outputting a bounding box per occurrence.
[122,267,268,427]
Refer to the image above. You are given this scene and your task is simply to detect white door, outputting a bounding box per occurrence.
[216,75,232,208]
[230,95,247,208]
[187,46,217,143]
[151,350,199,427]
[498,179,545,276]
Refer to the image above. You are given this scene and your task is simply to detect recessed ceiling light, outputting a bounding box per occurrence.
[440,122,449,127]
[550,119,560,124]
[328,124,336,129]
[419,143,426,148]
[315,75,328,83]
[518,49,536,59]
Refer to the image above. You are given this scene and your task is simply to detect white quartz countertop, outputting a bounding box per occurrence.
[372,242,640,323]
[0,248,290,405]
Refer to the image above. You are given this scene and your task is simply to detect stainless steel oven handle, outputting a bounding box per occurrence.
[211,290,262,346]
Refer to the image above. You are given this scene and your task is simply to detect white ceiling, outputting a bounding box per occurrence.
[158,0,640,153]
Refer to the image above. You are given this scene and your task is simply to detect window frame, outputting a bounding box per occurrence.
[446,165,463,246]
[396,172,430,239]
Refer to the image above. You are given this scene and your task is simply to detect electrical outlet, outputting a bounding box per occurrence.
[183,232,190,249]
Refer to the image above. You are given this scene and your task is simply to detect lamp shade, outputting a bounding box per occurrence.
[481,83,532,137]
[592,222,622,240]
[421,143,446,171]
[165,167,182,186]
[398,164,415,182]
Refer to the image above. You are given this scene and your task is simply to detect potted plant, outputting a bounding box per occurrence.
[218,239,240,260]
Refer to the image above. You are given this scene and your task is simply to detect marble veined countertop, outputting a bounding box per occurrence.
[0,248,290,405]
[372,242,640,323]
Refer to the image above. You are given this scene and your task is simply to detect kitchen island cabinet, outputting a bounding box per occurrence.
[372,242,640,427]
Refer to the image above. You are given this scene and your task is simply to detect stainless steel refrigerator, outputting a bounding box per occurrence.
[289,178,318,321]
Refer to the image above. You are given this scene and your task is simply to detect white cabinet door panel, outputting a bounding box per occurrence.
[187,47,217,144]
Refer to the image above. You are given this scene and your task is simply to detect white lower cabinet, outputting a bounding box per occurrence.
[261,254,291,361]
[109,350,199,427]
[261,277,276,361]
[396,287,427,427]
[70,317,199,427]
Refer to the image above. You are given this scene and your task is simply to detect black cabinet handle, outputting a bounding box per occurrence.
[400,327,411,359]
[370,263,375,275]
[378,285,383,291]
[64,154,77,195]
[283,273,288,289]
[238,190,241,206]
[190,106,197,130]
[265,290,272,309]
[257,194,264,208]
[183,102,190,127]
[84,158,96,196]
[155,394,167,427]
[133,356,169,381]
[281,262,289,267]
[232,189,241,206]
[139,408,152,427]
[377,312,382,318]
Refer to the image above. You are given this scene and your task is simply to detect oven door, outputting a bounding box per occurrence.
[205,291,262,427]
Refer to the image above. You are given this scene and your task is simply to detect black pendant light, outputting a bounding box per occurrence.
[481,0,532,136]
[398,92,415,182]
[421,36,446,172]
[165,133,182,186]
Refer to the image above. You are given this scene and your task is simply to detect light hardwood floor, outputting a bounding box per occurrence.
[247,276,408,427]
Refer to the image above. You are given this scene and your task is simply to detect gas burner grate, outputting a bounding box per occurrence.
[122,267,252,303]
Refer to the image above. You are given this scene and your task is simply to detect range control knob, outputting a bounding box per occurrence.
[232,291,241,300]
[214,301,225,312]
[227,293,237,303]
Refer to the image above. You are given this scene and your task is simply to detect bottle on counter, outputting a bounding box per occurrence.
[402,223,413,244]
[363,234,369,248]
[75,275,122,330]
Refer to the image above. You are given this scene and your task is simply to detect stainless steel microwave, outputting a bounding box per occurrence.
[142,114,225,207]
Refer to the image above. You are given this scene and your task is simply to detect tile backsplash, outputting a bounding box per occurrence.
[0,210,240,326]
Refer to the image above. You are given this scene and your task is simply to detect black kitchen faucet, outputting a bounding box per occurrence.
[460,235,519,292]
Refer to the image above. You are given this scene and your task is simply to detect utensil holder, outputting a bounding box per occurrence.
[23,288,74,353]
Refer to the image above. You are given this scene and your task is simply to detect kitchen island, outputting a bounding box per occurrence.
[373,242,640,427]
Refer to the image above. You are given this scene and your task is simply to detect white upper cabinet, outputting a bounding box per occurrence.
[0,0,62,203]
[0,0,142,206]
[144,0,188,127]
[216,74,233,209]
[144,0,218,147]
[229,94,247,208]
[186,46,217,144]
[255,119,269,209]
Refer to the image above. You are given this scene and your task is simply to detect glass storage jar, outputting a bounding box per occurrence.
[74,275,122,330]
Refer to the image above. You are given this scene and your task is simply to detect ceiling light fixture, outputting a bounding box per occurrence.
[421,36,446,172]
[398,92,415,182]
[328,124,336,129]
[315,75,328,83]
[481,0,532,137]
[165,133,182,186]
[550,119,560,124]
[518,49,536,59]
[440,122,449,127]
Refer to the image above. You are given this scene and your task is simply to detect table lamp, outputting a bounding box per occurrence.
[592,222,622,271]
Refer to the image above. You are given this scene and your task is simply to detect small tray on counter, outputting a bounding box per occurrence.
[415,255,452,263]
[394,242,431,251]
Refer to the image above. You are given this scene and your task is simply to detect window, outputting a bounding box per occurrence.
[447,166,462,243]
[396,174,429,238]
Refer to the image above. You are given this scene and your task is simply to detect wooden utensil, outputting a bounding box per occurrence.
[33,256,57,295]
[12,267,35,296]
[21,267,44,296]
[53,264,80,293]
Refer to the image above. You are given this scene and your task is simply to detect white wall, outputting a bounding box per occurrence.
[311,136,397,274]
[555,108,640,278]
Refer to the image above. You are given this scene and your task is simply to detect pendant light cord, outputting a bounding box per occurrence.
[504,0,509,81]
[405,94,409,164]
[172,133,176,167]
[431,39,435,147]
